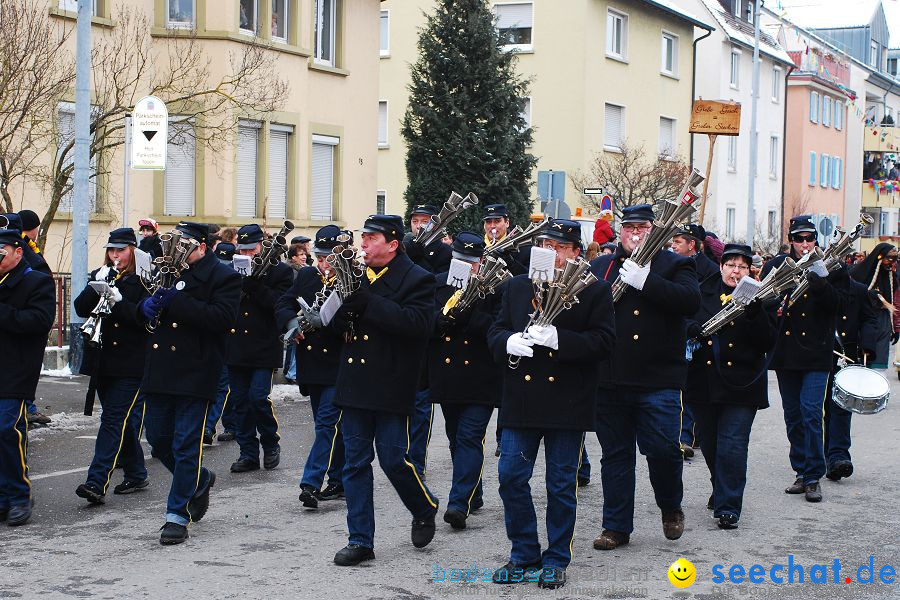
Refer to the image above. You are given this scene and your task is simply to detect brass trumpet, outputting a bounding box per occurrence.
[413,192,479,247]
[485,217,550,260]
[327,234,366,300]
[81,262,120,348]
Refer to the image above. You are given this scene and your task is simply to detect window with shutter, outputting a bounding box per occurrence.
[57,104,97,213]
[810,92,818,123]
[380,10,390,56]
[809,151,816,186]
[376,191,386,215]
[772,66,781,102]
[268,125,291,219]
[165,120,195,216]
[604,103,624,150]
[820,154,829,187]
[494,3,533,48]
[658,117,675,157]
[236,122,260,218]
[311,136,338,221]
[378,101,388,146]
[769,136,778,177]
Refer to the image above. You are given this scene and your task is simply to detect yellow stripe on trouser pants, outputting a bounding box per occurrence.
[188,402,210,524]
[464,432,487,515]
[404,417,438,509]
[101,388,142,494]
[568,436,585,559]
[14,400,32,499]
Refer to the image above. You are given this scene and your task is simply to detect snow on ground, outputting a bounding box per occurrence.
[270,384,308,406]
[40,365,74,377]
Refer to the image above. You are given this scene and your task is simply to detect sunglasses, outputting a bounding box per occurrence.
[792,234,816,243]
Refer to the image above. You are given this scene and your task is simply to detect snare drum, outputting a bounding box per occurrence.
[832,365,891,415]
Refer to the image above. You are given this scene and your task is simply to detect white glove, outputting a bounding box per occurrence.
[526,325,559,350]
[107,287,122,305]
[620,259,651,291]
[94,265,111,281]
[506,332,534,358]
[808,260,828,278]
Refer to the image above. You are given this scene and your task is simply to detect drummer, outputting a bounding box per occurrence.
[685,244,777,529]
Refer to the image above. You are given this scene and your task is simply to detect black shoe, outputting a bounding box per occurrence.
[681,443,694,459]
[203,430,214,445]
[298,485,319,509]
[826,460,854,481]
[662,509,685,540]
[411,511,437,548]
[470,497,484,512]
[577,476,590,487]
[443,509,467,530]
[785,477,805,494]
[707,494,714,510]
[75,483,105,505]
[230,458,260,473]
[263,448,280,470]
[538,566,566,589]
[318,482,344,501]
[805,482,822,503]
[159,522,189,545]
[114,479,149,495]
[333,544,375,566]
[492,560,542,584]
[217,431,235,442]
[717,514,739,529]
[0,506,7,522]
[7,501,33,526]
[188,470,215,522]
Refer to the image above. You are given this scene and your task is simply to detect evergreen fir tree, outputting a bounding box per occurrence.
[401,0,538,235]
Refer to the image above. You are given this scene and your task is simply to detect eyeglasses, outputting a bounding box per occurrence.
[621,224,652,232]
[723,262,749,271]
[792,234,816,243]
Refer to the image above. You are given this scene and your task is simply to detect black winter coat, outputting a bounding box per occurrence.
[139,234,163,259]
[274,266,344,386]
[761,253,839,372]
[0,261,55,399]
[694,250,720,286]
[139,250,241,401]
[427,272,502,406]
[407,238,452,274]
[226,262,293,369]
[73,269,149,379]
[685,278,777,409]
[334,253,435,415]
[22,239,51,276]
[590,247,701,391]
[831,266,879,364]
[487,274,616,431]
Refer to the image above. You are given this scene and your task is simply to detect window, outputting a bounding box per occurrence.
[889,57,899,77]
[726,207,735,239]
[809,91,819,123]
[870,41,878,67]
[311,135,338,220]
[380,10,390,56]
[746,0,754,24]
[831,156,842,190]
[809,151,816,186]
[659,117,675,157]
[236,121,260,217]
[834,102,843,130]
[604,103,624,150]
[239,0,257,33]
[378,101,388,147]
[733,0,741,18]
[167,0,194,27]
[727,136,737,171]
[268,124,292,219]
[272,0,288,40]
[520,97,532,131]
[376,191,386,215]
[820,153,829,187]
[59,0,96,14]
[165,119,195,216]
[730,48,740,88]
[772,66,781,102]
[769,135,778,178]
[661,32,678,76]
[606,10,627,60]
[57,103,97,213]
[314,0,336,66]
[494,3,533,49]
[880,210,889,236]
[823,96,832,127]
[768,210,777,238]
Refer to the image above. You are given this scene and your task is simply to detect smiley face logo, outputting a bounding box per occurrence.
[668,558,696,588]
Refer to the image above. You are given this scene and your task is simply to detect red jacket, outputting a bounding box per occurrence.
[593,219,614,245]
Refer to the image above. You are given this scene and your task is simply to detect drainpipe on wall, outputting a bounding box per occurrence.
[780,64,796,237]
[690,27,714,170]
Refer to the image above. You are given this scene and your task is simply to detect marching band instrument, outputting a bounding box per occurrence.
[250,220,295,280]
[611,169,705,302]
[413,192,479,247]
[833,364,890,414]
[508,257,597,369]
[443,256,512,320]
[80,262,119,348]
[327,235,365,300]
[140,229,199,296]
[484,217,550,260]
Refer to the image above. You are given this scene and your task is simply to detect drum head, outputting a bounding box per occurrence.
[834,366,891,415]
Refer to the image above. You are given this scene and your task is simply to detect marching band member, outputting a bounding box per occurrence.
[488,219,615,589]
[138,222,241,544]
[204,243,240,444]
[671,223,719,458]
[275,225,346,508]
[761,215,839,503]
[483,204,528,275]
[0,228,55,526]
[589,203,700,550]
[428,232,498,530]
[73,228,150,504]
[331,215,439,566]
[685,244,777,529]
[849,243,898,369]
[227,224,294,473]
[2,212,51,276]
[404,204,452,273]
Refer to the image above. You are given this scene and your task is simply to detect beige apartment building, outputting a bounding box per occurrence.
[9,0,381,270]
[377,0,712,219]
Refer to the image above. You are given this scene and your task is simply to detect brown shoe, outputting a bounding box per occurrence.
[593,529,629,550]
[27,411,51,425]
[680,443,694,459]
[784,477,805,494]
[662,509,685,540]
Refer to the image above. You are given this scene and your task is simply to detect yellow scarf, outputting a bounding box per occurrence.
[484,232,507,246]
[442,288,463,315]
[720,293,732,305]
[366,267,388,284]
[23,233,40,255]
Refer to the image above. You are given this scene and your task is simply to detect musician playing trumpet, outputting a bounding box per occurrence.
[483,203,529,275]
[73,228,150,505]
[487,219,615,589]
[684,244,777,530]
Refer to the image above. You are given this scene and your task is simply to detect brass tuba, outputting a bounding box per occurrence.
[250,220,295,280]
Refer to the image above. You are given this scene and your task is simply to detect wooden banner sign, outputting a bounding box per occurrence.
[689,100,741,135]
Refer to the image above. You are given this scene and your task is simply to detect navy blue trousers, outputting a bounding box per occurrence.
[441,403,492,514]
[229,366,280,463]
[409,389,433,475]
[300,384,344,490]
[0,399,31,510]
[775,370,829,484]
[85,377,147,492]
[205,366,237,435]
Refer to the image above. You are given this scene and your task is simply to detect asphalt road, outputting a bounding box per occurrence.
[3,370,899,600]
